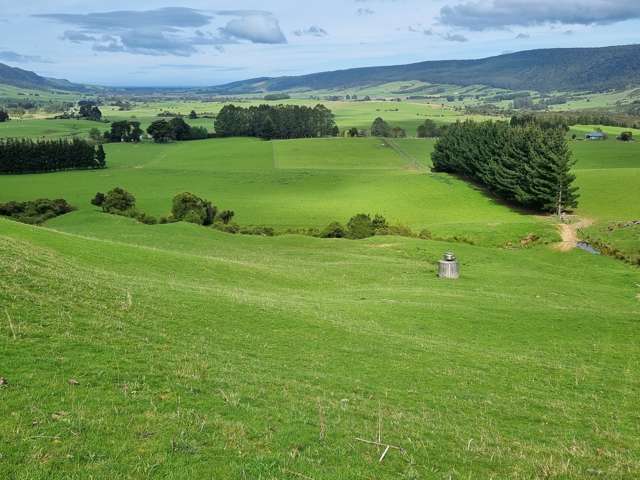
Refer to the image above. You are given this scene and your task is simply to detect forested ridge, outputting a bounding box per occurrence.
[209,44,640,94]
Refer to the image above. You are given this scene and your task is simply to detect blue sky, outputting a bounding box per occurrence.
[2,0,639,86]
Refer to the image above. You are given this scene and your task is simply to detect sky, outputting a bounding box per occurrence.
[1,0,639,87]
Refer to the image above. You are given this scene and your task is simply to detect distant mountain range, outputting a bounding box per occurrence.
[208,44,640,94]
[0,62,86,91]
[2,44,640,95]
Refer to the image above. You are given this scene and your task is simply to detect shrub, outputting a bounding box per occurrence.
[0,198,74,224]
[183,210,205,225]
[419,229,433,240]
[171,192,217,226]
[101,188,136,213]
[320,222,348,238]
[91,192,106,207]
[376,224,414,237]
[239,226,275,236]
[135,212,158,225]
[372,214,388,231]
[214,222,240,234]
[618,131,633,142]
[218,210,235,225]
[347,213,376,239]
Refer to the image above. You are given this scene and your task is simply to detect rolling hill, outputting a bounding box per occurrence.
[208,44,640,94]
[0,62,86,91]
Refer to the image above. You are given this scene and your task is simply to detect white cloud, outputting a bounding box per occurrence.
[36,7,286,56]
[219,14,287,44]
[293,26,328,37]
[440,0,640,30]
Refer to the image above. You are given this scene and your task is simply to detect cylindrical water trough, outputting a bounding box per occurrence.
[438,252,460,279]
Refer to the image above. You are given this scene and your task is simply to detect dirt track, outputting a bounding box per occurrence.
[555,218,595,252]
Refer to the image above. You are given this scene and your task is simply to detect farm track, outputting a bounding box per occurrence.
[384,138,422,170]
[556,218,595,252]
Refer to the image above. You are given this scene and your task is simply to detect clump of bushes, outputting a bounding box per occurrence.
[166,192,277,236]
[146,118,210,143]
[170,192,217,225]
[319,214,414,240]
[0,198,74,224]
[239,226,275,237]
[168,192,239,229]
[617,131,634,142]
[91,188,157,225]
[320,222,349,238]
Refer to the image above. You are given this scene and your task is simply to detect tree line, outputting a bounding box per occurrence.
[100,118,209,144]
[511,112,640,130]
[432,120,579,214]
[0,138,106,174]
[0,110,9,122]
[215,104,338,139]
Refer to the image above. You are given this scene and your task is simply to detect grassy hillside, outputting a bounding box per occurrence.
[571,139,640,264]
[0,137,551,245]
[209,44,640,94]
[1,120,639,478]
[2,213,639,479]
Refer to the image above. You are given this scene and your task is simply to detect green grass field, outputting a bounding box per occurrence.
[569,139,640,263]
[0,137,552,244]
[0,118,105,140]
[0,97,490,140]
[1,99,639,478]
[2,211,639,479]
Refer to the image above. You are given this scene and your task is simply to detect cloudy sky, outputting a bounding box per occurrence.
[1,0,639,86]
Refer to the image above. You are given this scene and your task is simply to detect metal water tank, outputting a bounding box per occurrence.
[438,252,460,279]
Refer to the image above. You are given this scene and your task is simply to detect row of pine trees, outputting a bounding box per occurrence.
[0,138,106,174]
[215,104,338,139]
[432,120,579,214]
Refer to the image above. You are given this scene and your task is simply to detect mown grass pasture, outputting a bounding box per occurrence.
[1,97,639,479]
[2,214,639,479]
[0,137,552,243]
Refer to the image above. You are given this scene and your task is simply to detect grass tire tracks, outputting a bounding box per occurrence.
[383,138,422,170]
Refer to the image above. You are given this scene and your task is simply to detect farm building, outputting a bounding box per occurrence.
[585,131,606,140]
